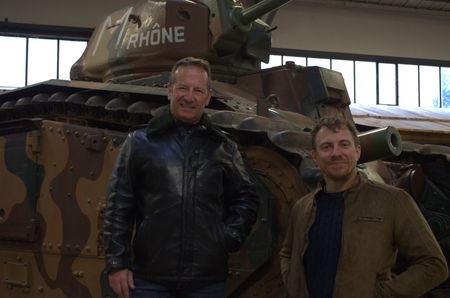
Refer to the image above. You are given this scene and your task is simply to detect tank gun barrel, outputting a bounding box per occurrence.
[358,126,403,164]
[237,0,291,25]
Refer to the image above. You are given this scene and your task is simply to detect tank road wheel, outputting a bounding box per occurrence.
[228,145,310,298]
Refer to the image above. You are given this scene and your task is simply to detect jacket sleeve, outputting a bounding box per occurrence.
[103,133,137,273]
[382,189,449,296]
[222,144,260,252]
[280,208,295,285]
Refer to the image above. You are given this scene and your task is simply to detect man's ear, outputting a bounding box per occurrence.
[167,85,173,102]
[355,144,361,162]
[311,149,317,163]
[205,89,212,106]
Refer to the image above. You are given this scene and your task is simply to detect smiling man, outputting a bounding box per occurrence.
[103,57,259,298]
[280,115,448,298]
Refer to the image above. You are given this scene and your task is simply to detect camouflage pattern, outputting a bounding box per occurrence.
[0,119,125,297]
[0,0,449,297]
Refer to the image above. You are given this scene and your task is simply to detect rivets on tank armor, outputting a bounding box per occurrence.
[38,287,44,293]
[67,193,72,198]
[69,166,74,171]
[102,136,107,142]
[57,243,62,249]
[75,131,79,137]
[66,130,70,135]
[49,127,53,132]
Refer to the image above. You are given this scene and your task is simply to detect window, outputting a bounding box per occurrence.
[28,38,58,85]
[0,36,26,89]
[355,61,377,106]
[0,35,87,90]
[307,58,330,69]
[59,40,88,80]
[419,66,440,108]
[261,55,282,69]
[378,63,396,105]
[332,59,355,102]
[283,56,306,66]
[398,64,419,108]
[265,49,450,109]
[442,68,450,108]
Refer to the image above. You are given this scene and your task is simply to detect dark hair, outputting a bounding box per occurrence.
[168,57,212,89]
[311,115,359,149]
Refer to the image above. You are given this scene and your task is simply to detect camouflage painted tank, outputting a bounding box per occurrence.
[0,0,449,297]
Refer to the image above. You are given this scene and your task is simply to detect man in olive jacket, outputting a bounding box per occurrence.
[280,115,448,298]
[104,57,259,298]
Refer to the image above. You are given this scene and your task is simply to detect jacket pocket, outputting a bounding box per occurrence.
[357,216,384,223]
[133,217,159,264]
[215,223,241,253]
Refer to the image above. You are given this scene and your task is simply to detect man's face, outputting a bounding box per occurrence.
[168,64,211,124]
[312,125,361,183]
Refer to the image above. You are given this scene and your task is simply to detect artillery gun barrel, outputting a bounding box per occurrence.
[358,126,402,164]
[239,0,291,25]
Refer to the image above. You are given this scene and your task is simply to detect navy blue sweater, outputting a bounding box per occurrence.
[304,190,344,298]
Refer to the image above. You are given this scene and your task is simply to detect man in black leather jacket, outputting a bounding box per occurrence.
[103,57,260,298]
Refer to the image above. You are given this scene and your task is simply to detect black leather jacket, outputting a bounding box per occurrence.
[104,106,259,281]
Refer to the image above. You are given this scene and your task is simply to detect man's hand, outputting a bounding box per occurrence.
[108,269,135,298]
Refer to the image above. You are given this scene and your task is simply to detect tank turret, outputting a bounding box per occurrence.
[71,0,290,83]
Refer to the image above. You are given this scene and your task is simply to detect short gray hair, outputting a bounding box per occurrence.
[169,57,212,89]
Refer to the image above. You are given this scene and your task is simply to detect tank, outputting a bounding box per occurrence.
[0,0,449,297]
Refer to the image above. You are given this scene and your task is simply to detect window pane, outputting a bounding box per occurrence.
[398,64,419,107]
[441,67,450,109]
[419,66,440,108]
[59,40,87,80]
[0,36,26,89]
[332,59,354,102]
[283,56,306,67]
[307,58,330,69]
[355,61,376,105]
[378,63,396,105]
[28,38,57,85]
[261,55,282,69]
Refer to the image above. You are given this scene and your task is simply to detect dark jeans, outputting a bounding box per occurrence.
[131,276,226,298]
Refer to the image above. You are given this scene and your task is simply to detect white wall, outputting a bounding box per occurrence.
[1,0,450,62]
[272,1,450,61]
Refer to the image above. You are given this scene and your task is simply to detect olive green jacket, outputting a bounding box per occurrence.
[280,172,448,298]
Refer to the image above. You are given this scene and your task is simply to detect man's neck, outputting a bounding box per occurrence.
[324,171,357,193]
